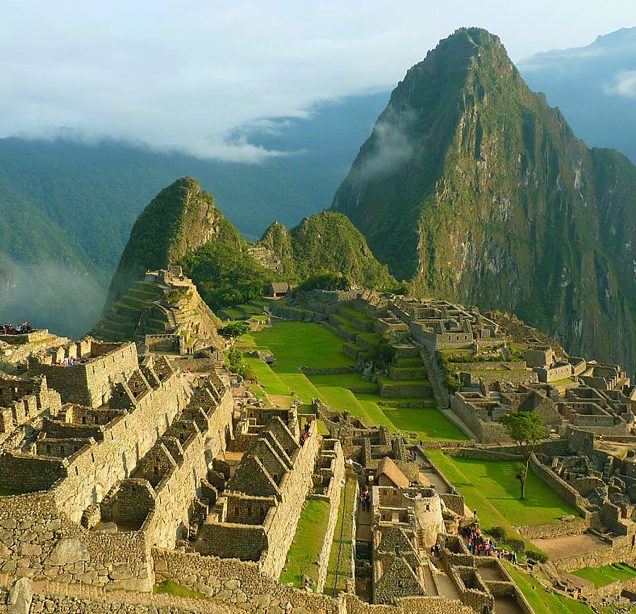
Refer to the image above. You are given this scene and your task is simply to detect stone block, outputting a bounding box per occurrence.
[46,538,89,565]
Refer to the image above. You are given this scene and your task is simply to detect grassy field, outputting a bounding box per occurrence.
[325,476,357,596]
[251,322,354,371]
[572,563,636,588]
[427,451,578,532]
[279,499,331,588]
[382,406,466,441]
[504,563,593,614]
[244,321,466,441]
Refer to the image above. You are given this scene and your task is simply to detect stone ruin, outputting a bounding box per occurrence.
[92,267,223,356]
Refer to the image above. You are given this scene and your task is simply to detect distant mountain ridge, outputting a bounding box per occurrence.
[519,26,636,163]
[0,92,388,335]
[333,27,636,370]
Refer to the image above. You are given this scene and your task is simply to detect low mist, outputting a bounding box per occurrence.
[0,262,106,339]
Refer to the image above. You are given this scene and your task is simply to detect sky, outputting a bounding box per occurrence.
[1,0,635,162]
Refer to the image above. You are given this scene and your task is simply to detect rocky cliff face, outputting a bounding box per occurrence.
[333,28,636,370]
[105,177,222,306]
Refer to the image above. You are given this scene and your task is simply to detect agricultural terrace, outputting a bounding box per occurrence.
[238,319,467,442]
[571,563,636,588]
[504,563,593,614]
[427,451,579,538]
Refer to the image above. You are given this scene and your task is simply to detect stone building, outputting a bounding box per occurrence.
[390,298,503,351]
[371,485,449,604]
[0,341,235,592]
[0,373,61,440]
[195,415,321,578]
[28,338,139,408]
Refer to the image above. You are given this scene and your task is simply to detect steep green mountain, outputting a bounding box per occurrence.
[333,27,636,370]
[105,179,393,317]
[259,212,395,289]
[106,177,223,305]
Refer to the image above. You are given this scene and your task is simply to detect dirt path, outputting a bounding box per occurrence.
[531,533,608,560]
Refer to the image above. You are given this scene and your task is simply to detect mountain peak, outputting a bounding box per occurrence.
[333,28,636,372]
[103,177,222,307]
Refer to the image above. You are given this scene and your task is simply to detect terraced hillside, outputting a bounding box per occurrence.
[238,307,467,442]
[92,270,222,351]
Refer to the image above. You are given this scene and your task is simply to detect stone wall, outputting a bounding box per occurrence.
[0,373,231,593]
[259,425,321,578]
[29,342,139,408]
[553,537,634,572]
[143,387,234,549]
[0,492,151,591]
[528,453,590,517]
[449,396,510,444]
[314,442,345,593]
[152,550,474,614]
[153,549,339,613]
[52,370,188,523]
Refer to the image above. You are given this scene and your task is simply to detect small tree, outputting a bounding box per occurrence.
[219,322,250,339]
[500,411,546,500]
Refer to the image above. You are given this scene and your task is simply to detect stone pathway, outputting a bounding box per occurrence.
[356,506,372,542]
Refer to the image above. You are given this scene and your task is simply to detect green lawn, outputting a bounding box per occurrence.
[325,476,356,596]
[504,563,593,614]
[572,563,636,588]
[247,321,464,441]
[280,499,331,588]
[427,451,578,531]
[382,406,467,441]
[254,322,354,371]
[276,373,322,403]
[153,580,207,599]
[243,358,291,395]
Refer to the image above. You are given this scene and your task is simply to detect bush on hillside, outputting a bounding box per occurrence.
[298,272,351,291]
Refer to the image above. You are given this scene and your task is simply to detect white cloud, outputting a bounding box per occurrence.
[0,0,635,161]
[604,70,636,98]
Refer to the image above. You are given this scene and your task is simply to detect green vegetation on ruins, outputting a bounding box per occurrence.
[279,498,331,588]
[238,319,466,441]
[325,476,357,596]
[571,563,636,589]
[427,451,578,534]
[153,579,207,599]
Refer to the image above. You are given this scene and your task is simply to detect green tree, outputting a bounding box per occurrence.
[219,322,251,339]
[500,411,546,500]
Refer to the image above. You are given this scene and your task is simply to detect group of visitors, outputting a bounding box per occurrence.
[462,524,497,556]
[0,321,32,335]
[460,520,518,562]
[360,485,371,512]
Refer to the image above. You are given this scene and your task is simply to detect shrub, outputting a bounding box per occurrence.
[525,549,549,563]
[488,526,507,541]
[219,322,251,338]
